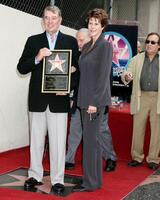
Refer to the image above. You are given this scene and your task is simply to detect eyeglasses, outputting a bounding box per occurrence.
[145,40,158,45]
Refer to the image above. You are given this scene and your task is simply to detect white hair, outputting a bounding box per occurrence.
[77,28,89,36]
[43,5,61,18]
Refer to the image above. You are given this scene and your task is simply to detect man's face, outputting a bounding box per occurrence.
[43,10,62,35]
[76,32,90,51]
[145,34,160,56]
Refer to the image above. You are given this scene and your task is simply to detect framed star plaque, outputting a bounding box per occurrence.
[42,49,72,93]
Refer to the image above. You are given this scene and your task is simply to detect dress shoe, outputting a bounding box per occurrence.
[148,162,159,170]
[65,162,75,170]
[24,177,42,190]
[105,159,116,172]
[72,184,89,192]
[128,160,142,167]
[52,183,65,195]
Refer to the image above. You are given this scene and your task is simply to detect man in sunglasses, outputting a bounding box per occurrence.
[121,32,160,170]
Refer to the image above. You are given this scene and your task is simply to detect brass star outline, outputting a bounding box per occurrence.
[140,175,160,186]
[48,54,66,72]
[0,173,75,194]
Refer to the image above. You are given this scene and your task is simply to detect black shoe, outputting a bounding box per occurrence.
[128,160,142,167]
[148,162,159,170]
[65,162,75,170]
[72,184,89,192]
[52,183,65,195]
[105,159,116,172]
[24,177,42,190]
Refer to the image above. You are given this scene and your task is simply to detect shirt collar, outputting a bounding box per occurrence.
[145,51,159,59]
[46,31,59,40]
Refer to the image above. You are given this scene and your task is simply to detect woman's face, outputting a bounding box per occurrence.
[88,17,104,40]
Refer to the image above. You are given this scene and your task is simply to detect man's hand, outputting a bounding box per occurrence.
[71,66,76,73]
[35,48,52,62]
[125,72,133,82]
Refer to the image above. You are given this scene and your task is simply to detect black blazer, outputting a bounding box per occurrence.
[17,31,79,112]
[78,34,113,109]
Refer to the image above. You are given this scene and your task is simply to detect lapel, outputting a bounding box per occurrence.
[137,52,145,80]
[83,34,104,54]
[40,32,49,49]
[40,31,64,50]
[54,31,64,49]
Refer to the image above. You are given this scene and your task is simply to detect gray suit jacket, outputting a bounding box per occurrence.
[78,34,113,109]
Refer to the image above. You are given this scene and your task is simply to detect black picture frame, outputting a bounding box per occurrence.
[41,50,72,93]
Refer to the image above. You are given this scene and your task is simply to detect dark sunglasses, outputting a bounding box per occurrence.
[145,40,158,45]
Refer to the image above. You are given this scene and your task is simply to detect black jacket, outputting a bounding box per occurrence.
[17,31,79,113]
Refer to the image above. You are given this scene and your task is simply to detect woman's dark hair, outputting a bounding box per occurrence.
[86,8,108,28]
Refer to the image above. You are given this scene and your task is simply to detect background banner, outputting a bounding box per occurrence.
[104,25,138,102]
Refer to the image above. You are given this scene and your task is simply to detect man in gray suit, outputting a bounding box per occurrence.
[65,28,117,172]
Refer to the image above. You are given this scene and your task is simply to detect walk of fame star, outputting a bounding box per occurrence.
[0,168,82,197]
[48,54,66,72]
[140,174,160,186]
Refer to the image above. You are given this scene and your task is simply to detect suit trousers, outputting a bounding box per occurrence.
[66,108,83,163]
[131,91,160,164]
[28,106,67,185]
[100,112,117,161]
[66,109,116,164]
[81,107,105,190]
